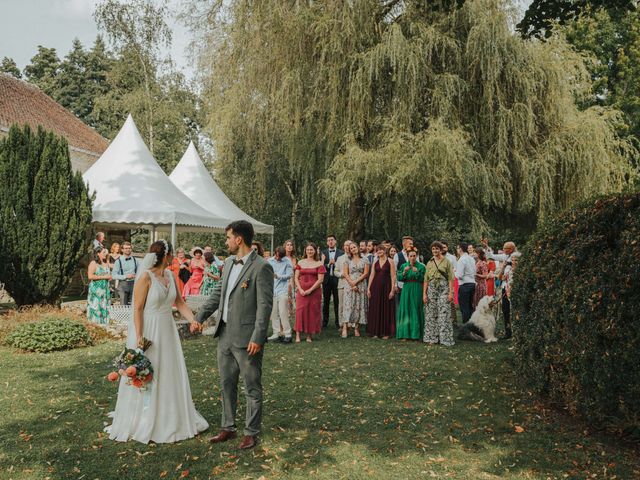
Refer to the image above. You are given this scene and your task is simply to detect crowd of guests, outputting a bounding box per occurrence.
[87,232,520,344]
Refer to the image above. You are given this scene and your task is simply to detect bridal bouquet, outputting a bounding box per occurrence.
[107,338,154,390]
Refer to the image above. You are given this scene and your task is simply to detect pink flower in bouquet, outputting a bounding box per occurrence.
[107,372,119,382]
[145,373,153,383]
[131,378,143,388]
[125,366,137,377]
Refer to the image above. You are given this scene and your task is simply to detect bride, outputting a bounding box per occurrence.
[106,240,209,443]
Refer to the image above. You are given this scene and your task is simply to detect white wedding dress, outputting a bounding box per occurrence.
[105,269,209,443]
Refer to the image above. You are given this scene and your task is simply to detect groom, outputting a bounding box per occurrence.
[194,220,274,449]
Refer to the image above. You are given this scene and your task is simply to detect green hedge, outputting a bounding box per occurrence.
[511,193,640,439]
[5,318,92,353]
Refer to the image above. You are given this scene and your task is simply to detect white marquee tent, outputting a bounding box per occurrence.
[169,141,275,246]
[83,115,231,246]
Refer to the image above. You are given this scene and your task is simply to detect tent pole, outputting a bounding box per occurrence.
[171,222,176,249]
[271,233,274,253]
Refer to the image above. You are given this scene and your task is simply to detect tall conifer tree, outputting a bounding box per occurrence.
[0,125,93,306]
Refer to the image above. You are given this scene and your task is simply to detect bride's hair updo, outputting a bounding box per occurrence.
[149,240,173,267]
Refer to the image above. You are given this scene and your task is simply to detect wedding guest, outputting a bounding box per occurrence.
[284,239,298,328]
[393,236,415,300]
[268,246,294,343]
[294,243,326,343]
[456,242,476,323]
[251,241,265,257]
[423,241,455,346]
[108,242,121,267]
[183,247,206,296]
[366,239,378,265]
[359,240,367,255]
[396,247,424,340]
[321,235,343,328]
[488,242,518,339]
[366,244,396,339]
[170,247,190,294]
[388,245,398,260]
[334,240,352,323]
[341,242,370,338]
[441,241,458,324]
[263,250,271,259]
[473,248,489,308]
[111,242,138,306]
[87,247,111,324]
[487,257,496,297]
[200,251,221,296]
[92,232,105,250]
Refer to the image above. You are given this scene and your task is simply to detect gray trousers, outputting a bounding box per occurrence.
[117,280,134,306]
[217,323,263,436]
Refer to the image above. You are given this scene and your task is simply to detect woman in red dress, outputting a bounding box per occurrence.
[366,244,397,339]
[294,242,326,343]
[169,247,190,295]
[182,247,206,297]
[473,248,489,309]
[486,258,496,297]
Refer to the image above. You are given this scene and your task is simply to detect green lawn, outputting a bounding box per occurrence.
[0,329,638,480]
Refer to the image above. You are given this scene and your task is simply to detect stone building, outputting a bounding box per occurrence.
[0,72,108,172]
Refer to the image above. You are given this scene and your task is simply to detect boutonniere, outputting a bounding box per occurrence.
[241,280,249,290]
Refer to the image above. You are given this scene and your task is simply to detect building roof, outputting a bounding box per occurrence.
[0,73,108,156]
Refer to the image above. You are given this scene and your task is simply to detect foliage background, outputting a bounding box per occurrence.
[511,192,640,440]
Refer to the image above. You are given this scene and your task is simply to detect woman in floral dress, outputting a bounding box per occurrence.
[473,248,489,309]
[199,251,221,296]
[87,247,112,324]
[341,242,370,338]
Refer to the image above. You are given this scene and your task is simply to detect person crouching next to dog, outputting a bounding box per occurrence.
[423,241,455,346]
[487,242,519,340]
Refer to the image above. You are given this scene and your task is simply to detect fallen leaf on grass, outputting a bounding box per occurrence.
[179,469,189,478]
[514,425,525,433]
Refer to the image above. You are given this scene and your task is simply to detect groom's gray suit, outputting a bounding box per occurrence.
[196,250,274,436]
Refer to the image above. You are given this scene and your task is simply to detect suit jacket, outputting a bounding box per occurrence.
[321,248,344,284]
[196,250,274,348]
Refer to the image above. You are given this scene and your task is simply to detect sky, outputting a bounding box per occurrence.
[0,0,194,76]
[0,0,532,80]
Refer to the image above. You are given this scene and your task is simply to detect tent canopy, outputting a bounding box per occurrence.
[83,115,231,237]
[169,141,274,235]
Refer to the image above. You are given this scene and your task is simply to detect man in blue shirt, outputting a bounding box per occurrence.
[267,246,294,343]
[111,242,138,305]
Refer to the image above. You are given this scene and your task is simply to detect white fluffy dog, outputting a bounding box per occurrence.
[457,296,498,343]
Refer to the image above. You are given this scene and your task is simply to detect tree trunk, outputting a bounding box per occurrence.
[346,193,366,240]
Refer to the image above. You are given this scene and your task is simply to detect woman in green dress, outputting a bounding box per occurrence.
[87,247,111,324]
[200,251,221,296]
[396,247,425,340]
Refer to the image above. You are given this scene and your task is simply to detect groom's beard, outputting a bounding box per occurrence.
[228,244,239,255]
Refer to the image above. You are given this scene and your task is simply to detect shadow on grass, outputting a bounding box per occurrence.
[0,329,639,479]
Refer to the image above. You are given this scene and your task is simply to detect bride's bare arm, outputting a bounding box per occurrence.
[133,274,151,343]
[173,276,201,332]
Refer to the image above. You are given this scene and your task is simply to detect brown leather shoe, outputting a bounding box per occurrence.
[208,430,237,443]
[238,435,257,450]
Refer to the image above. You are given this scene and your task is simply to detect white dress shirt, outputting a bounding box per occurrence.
[222,250,253,323]
[445,252,457,272]
[455,253,476,285]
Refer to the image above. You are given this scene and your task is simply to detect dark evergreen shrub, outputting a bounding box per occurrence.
[0,124,93,306]
[5,318,92,353]
[512,193,640,439]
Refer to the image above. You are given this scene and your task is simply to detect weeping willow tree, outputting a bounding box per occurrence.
[194,0,636,242]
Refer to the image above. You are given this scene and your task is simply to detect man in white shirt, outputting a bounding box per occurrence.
[92,232,105,250]
[487,241,517,339]
[455,242,476,323]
